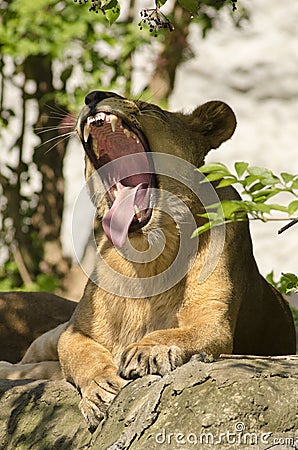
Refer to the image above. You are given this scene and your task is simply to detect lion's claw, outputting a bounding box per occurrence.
[79,376,127,431]
[119,344,184,380]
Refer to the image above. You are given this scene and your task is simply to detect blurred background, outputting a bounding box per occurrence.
[0,0,297,303]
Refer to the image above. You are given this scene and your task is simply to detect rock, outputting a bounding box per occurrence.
[1,355,297,449]
[0,292,76,363]
[0,380,91,450]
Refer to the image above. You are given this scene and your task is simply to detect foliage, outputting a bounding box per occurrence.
[0,261,59,292]
[266,271,298,295]
[193,162,298,236]
[266,271,298,296]
[0,0,247,291]
[266,271,298,324]
[0,0,152,291]
[193,163,298,295]
[75,0,241,36]
[0,0,151,111]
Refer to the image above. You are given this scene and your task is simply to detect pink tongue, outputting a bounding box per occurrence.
[102,184,143,248]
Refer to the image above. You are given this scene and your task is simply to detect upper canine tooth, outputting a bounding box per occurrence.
[110,115,118,132]
[84,123,90,142]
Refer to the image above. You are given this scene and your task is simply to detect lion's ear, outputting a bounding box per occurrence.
[190,101,237,150]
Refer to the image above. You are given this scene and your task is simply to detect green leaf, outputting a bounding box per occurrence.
[192,217,225,237]
[242,174,260,187]
[282,273,298,284]
[198,162,230,174]
[220,200,246,218]
[291,179,298,190]
[104,0,120,25]
[250,203,271,213]
[288,200,298,215]
[268,204,288,213]
[281,172,294,184]
[235,161,248,178]
[251,189,281,202]
[178,0,199,14]
[216,177,237,188]
[192,221,212,237]
[267,271,298,295]
[247,166,279,185]
[247,182,265,193]
[266,271,275,286]
[247,166,270,177]
[202,172,226,183]
[156,0,168,7]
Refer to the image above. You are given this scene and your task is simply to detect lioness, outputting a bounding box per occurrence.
[1,91,295,431]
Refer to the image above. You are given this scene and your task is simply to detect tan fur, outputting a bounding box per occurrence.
[0,92,295,430]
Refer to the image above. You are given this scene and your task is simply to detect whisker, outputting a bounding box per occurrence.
[49,115,74,121]
[145,106,168,120]
[35,125,75,135]
[43,133,76,155]
[140,109,168,125]
[48,112,68,118]
[45,103,69,115]
[134,86,163,104]
[43,104,78,121]
[37,131,76,153]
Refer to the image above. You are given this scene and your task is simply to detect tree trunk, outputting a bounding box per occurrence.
[1,356,297,449]
[25,55,71,280]
[1,54,71,286]
[148,2,192,102]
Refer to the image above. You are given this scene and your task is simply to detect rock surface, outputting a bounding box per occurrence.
[1,356,297,450]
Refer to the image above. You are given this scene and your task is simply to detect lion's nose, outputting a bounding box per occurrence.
[84,90,123,107]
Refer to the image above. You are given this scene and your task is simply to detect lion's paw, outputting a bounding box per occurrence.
[79,375,127,432]
[119,344,184,380]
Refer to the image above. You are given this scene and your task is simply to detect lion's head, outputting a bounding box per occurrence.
[76,91,236,248]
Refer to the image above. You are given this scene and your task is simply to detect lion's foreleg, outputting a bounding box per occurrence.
[58,323,127,431]
[119,318,233,379]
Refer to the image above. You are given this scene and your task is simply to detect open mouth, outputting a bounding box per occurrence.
[79,110,155,248]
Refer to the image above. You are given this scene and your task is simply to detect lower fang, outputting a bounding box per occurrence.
[84,124,90,142]
[134,205,142,219]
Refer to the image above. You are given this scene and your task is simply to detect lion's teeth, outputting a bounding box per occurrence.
[95,112,106,122]
[109,115,118,132]
[87,116,95,126]
[114,182,123,198]
[84,124,90,142]
[134,205,142,219]
[132,133,140,144]
[123,128,131,138]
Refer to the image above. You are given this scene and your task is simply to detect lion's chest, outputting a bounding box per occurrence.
[106,288,183,362]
